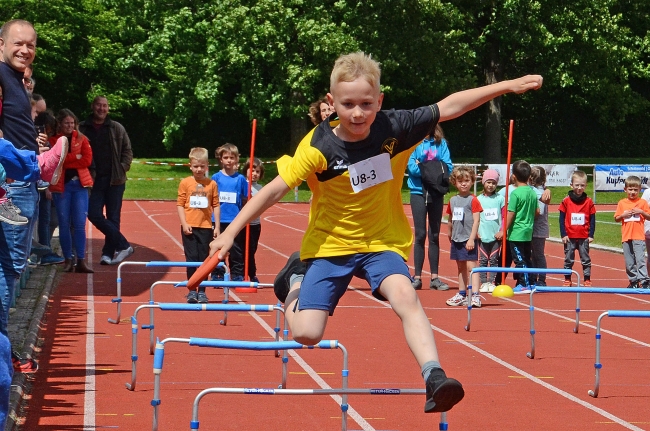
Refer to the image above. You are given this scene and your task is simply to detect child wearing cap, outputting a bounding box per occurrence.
[477,169,505,292]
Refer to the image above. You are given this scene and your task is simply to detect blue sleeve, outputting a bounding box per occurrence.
[238,176,248,206]
[559,211,567,237]
[589,214,596,238]
[407,145,422,177]
[438,139,454,173]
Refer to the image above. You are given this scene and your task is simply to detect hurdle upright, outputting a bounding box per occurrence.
[191,388,448,431]
[151,338,346,431]
[588,310,650,398]
[527,286,650,359]
[125,303,285,391]
[465,267,579,331]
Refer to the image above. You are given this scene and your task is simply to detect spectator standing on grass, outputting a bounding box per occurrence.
[559,170,595,287]
[49,109,94,273]
[79,96,134,265]
[614,176,650,289]
[177,147,219,304]
[407,124,453,291]
[210,143,248,282]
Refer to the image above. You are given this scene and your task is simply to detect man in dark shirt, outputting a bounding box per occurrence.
[0,18,39,426]
[79,96,134,265]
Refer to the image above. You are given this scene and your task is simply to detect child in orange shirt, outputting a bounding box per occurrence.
[177,147,220,303]
[614,176,650,288]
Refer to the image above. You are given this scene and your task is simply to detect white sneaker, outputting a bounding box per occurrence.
[479,282,491,293]
[471,294,483,308]
[446,293,468,307]
[111,246,134,264]
[486,282,496,293]
[100,255,113,265]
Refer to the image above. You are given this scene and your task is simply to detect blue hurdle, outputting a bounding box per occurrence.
[125,303,285,391]
[151,338,345,431]
[191,388,449,431]
[465,267,578,331]
[109,261,218,324]
[528,286,650,359]
[587,310,650,398]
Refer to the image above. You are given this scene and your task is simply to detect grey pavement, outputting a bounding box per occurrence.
[6,258,59,430]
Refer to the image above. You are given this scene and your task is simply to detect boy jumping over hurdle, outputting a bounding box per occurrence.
[208,52,543,413]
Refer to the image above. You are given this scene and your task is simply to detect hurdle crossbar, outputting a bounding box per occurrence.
[151,338,346,431]
[190,387,449,431]
[464,267,578,331]
[125,303,285,391]
[109,261,224,324]
[527,286,650,359]
[588,310,650,398]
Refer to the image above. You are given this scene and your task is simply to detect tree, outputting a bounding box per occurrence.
[448,0,650,161]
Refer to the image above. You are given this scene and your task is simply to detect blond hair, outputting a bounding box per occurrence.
[625,175,642,189]
[330,52,381,92]
[189,147,208,163]
[450,165,475,186]
[215,143,240,161]
[571,170,588,184]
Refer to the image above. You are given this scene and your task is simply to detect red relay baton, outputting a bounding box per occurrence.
[187,253,222,290]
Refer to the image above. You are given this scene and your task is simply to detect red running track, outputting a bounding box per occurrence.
[18,201,650,430]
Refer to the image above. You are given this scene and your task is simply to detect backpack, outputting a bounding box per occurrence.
[420,159,450,196]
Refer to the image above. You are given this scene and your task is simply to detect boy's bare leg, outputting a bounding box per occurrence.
[284,284,329,345]
[457,261,468,292]
[379,273,464,412]
[378,274,439,365]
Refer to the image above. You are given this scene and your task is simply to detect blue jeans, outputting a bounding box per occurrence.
[0,181,39,335]
[0,331,12,428]
[52,179,89,259]
[88,175,129,258]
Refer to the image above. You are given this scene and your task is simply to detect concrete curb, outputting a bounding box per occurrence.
[6,265,58,431]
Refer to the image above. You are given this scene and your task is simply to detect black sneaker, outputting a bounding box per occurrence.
[640,281,650,289]
[424,368,464,413]
[197,291,209,303]
[273,251,307,303]
[627,281,640,289]
[12,351,38,374]
[412,278,423,290]
[430,278,450,291]
[186,290,198,303]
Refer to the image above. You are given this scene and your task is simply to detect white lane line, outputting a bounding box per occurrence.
[84,223,96,430]
[350,287,646,431]
[136,202,377,431]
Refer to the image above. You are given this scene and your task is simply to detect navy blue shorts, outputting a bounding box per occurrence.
[298,251,411,315]
[450,240,478,261]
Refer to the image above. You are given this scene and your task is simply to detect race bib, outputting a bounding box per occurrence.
[219,191,237,204]
[452,207,464,221]
[625,215,641,223]
[189,195,209,208]
[570,213,585,226]
[348,153,393,193]
[484,208,498,221]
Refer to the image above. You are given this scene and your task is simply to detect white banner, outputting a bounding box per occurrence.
[486,164,577,187]
[594,165,650,192]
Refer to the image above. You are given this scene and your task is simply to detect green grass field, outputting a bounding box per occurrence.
[125,158,626,250]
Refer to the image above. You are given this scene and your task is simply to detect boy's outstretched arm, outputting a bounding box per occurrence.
[437,75,543,122]
[208,175,291,259]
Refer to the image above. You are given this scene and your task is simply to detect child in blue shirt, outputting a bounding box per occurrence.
[243,157,264,282]
[211,143,248,281]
